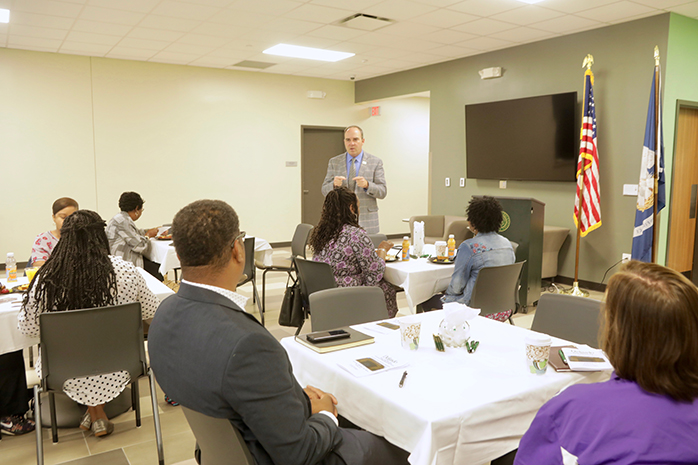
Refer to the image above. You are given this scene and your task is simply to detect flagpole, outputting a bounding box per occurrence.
[652,46,660,263]
[566,55,593,298]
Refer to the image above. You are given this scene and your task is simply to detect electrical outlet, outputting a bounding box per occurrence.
[445,177,450,187]
[622,253,631,263]
[499,180,507,189]
[459,177,465,187]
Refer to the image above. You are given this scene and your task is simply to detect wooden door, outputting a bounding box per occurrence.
[667,106,698,274]
[301,126,345,226]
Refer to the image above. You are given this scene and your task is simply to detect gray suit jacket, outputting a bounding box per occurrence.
[148,283,350,465]
[321,151,387,234]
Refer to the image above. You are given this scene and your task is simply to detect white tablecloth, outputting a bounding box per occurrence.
[146,237,273,275]
[281,311,610,465]
[0,269,173,355]
[384,245,455,314]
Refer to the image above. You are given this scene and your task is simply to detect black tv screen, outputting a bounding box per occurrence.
[465,92,578,182]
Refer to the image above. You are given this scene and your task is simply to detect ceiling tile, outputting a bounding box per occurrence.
[117,36,170,50]
[218,37,270,52]
[0,23,7,34]
[59,41,113,54]
[421,28,478,44]
[630,0,695,7]
[490,5,564,25]
[106,46,159,59]
[65,30,122,45]
[208,9,275,27]
[532,14,602,32]
[381,21,440,37]
[10,24,68,40]
[187,54,237,67]
[260,17,323,34]
[179,0,235,6]
[262,63,313,74]
[294,67,340,77]
[177,33,231,47]
[138,14,201,32]
[668,2,698,16]
[576,1,656,22]
[165,42,216,54]
[489,26,555,42]
[379,58,424,69]
[360,46,412,59]
[126,27,184,42]
[13,0,83,18]
[453,17,518,35]
[411,8,480,27]
[191,22,252,39]
[457,35,514,50]
[8,34,63,49]
[285,35,340,48]
[350,32,406,46]
[0,34,7,46]
[607,9,663,22]
[72,19,134,36]
[151,1,222,21]
[448,0,524,16]
[149,50,200,64]
[86,0,161,13]
[230,0,302,15]
[283,4,355,23]
[306,24,368,41]
[332,41,377,54]
[79,6,146,25]
[428,43,479,56]
[309,0,384,9]
[412,0,464,6]
[241,28,298,44]
[9,11,75,29]
[362,0,439,21]
[206,47,253,59]
[540,0,621,14]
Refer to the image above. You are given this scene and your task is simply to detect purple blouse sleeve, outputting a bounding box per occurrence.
[352,228,385,286]
[514,400,564,465]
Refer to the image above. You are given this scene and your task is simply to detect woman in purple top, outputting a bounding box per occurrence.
[309,187,398,318]
[515,261,698,465]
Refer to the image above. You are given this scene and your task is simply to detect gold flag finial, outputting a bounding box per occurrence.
[582,54,594,70]
[654,46,660,66]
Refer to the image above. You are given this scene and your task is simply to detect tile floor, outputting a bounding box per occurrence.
[2,249,602,465]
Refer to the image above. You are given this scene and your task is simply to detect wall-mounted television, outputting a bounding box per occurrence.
[465,92,578,182]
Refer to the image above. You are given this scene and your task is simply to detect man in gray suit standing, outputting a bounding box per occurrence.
[148,200,408,465]
[322,126,387,234]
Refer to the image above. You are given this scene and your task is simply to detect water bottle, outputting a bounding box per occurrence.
[401,236,410,261]
[6,252,17,282]
[448,234,456,261]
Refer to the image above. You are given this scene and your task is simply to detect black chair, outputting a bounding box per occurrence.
[294,257,337,332]
[255,224,313,315]
[531,293,602,348]
[238,237,263,324]
[34,303,164,465]
[309,287,389,331]
[182,406,255,465]
[469,261,526,324]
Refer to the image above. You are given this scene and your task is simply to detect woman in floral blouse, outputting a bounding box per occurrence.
[310,187,398,317]
[29,197,79,267]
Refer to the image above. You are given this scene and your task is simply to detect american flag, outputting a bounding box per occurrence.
[574,69,602,236]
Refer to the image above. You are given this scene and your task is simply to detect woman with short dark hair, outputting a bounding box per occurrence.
[19,210,159,437]
[29,197,79,267]
[515,261,698,465]
[309,187,398,317]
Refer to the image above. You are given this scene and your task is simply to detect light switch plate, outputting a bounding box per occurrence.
[459,178,465,187]
[623,184,638,196]
[445,177,450,187]
[499,180,507,189]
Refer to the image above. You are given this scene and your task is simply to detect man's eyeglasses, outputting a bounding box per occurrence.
[232,231,246,247]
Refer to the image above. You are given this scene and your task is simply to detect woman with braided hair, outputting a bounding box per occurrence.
[18,210,159,437]
[309,186,398,317]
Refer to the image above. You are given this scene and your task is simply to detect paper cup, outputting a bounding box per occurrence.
[399,317,422,350]
[25,267,39,282]
[525,332,552,375]
[435,241,448,259]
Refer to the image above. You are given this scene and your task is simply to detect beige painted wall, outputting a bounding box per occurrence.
[0,48,430,261]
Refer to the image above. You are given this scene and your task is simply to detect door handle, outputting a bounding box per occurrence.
[690,185,697,219]
[303,190,309,194]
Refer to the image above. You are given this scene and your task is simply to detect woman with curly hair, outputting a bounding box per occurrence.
[309,187,398,317]
[19,210,159,437]
[439,196,515,319]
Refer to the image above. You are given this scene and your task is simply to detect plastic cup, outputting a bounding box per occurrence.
[399,317,422,350]
[525,332,552,375]
[435,241,448,259]
[25,267,39,282]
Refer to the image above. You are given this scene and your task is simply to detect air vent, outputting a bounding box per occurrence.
[231,60,276,69]
[339,13,394,31]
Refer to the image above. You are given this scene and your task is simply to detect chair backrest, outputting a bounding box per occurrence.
[531,293,602,348]
[294,257,337,301]
[409,215,445,239]
[469,261,526,318]
[291,224,314,258]
[309,286,387,331]
[368,233,388,249]
[182,406,255,465]
[39,303,146,391]
[239,236,256,286]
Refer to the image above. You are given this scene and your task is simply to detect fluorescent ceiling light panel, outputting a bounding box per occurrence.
[0,9,10,23]
[263,44,354,62]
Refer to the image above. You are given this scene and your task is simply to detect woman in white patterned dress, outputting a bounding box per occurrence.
[19,210,159,437]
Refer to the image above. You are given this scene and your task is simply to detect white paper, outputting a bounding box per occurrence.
[339,353,409,378]
[561,348,613,372]
[351,320,400,336]
[157,226,171,236]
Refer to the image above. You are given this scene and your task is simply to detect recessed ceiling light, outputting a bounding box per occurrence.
[0,9,10,23]
[263,44,354,62]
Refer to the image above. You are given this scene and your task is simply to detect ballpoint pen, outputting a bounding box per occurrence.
[398,370,408,388]
[558,349,569,366]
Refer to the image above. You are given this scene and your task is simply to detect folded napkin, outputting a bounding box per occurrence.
[413,221,425,255]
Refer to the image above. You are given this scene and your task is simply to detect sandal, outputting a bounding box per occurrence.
[91,419,114,437]
[79,410,92,431]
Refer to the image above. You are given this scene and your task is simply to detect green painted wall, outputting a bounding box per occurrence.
[356,14,671,284]
[660,13,698,264]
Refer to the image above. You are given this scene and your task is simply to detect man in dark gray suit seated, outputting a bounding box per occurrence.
[148,199,408,465]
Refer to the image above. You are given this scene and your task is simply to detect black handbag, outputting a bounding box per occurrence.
[279,276,304,328]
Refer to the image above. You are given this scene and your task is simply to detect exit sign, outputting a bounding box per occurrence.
[370,106,381,116]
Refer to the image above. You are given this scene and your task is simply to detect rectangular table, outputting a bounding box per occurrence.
[281,311,610,465]
[146,236,273,276]
[0,268,174,356]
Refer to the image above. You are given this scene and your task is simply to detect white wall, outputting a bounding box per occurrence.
[0,48,431,261]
